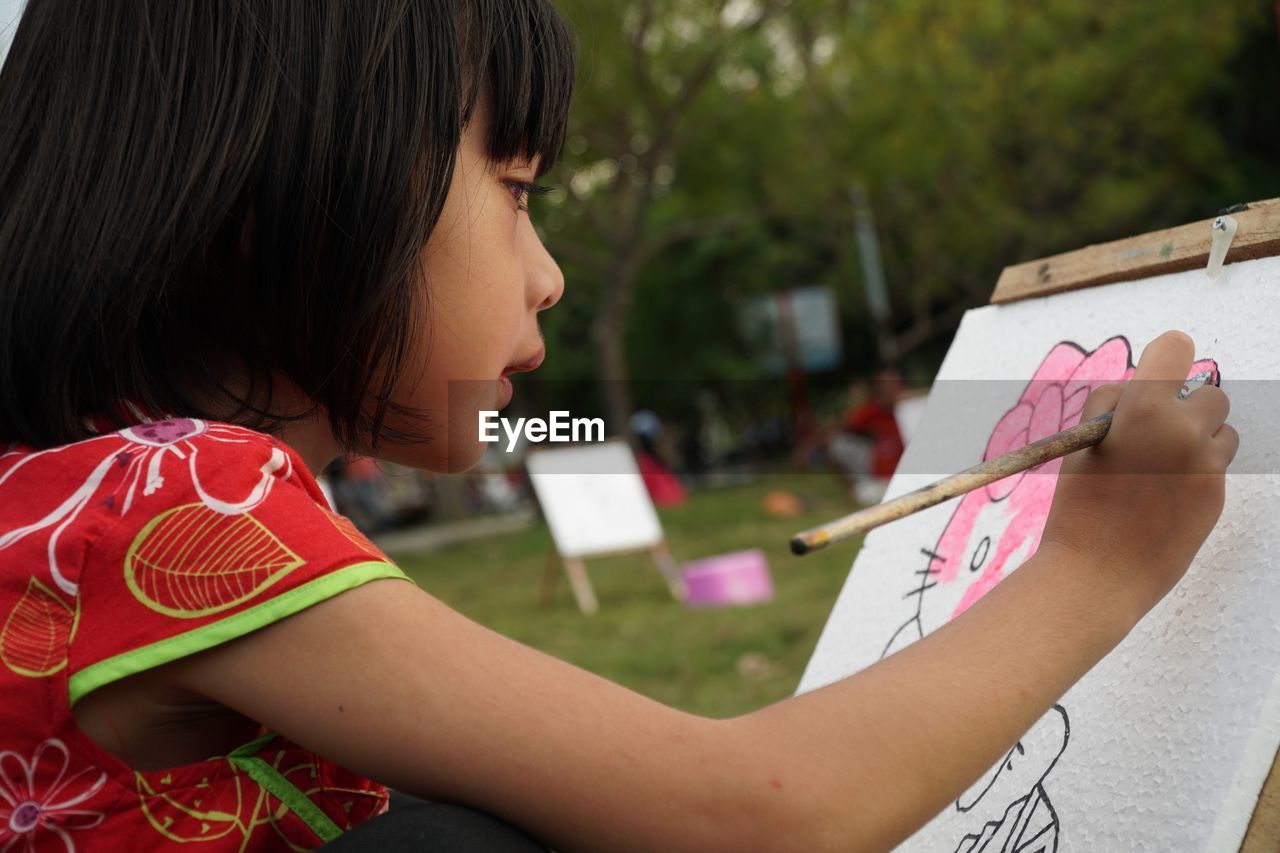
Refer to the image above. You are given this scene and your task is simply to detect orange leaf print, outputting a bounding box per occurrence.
[1,577,75,677]
[125,503,304,618]
[325,511,390,562]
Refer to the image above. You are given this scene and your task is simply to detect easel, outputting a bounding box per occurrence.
[539,540,685,615]
[989,198,1280,851]
[525,439,687,615]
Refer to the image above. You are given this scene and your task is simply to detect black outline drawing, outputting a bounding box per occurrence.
[952,706,1070,853]
[873,337,1220,851]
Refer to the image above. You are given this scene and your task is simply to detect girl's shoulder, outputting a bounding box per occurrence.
[0,417,403,849]
[0,416,322,511]
[0,417,362,596]
[0,415,404,698]
[0,416,362,551]
[0,413,406,683]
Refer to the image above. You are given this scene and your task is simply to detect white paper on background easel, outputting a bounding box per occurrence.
[799,255,1280,852]
[526,442,664,558]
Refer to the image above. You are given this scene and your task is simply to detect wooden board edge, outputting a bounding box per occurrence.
[990,198,1280,305]
[1241,747,1280,852]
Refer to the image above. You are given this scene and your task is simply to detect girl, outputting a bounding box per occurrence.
[0,1,1238,851]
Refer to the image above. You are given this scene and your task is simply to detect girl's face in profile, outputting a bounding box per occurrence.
[378,95,565,473]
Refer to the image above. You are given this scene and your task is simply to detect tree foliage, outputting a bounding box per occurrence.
[533,0,1280,432]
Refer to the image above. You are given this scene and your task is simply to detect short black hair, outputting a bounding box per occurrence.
[0,0,575,450]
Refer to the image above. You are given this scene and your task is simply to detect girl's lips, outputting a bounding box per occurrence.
[497,347,543,408]
[502,347,545,377]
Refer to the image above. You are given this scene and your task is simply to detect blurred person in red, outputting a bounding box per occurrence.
[845,367,905,479]
[631,409,687,507]
[828,368,904,502]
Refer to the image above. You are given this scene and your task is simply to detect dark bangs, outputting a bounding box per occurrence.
[462,0,577,175]
[0,0,575,451]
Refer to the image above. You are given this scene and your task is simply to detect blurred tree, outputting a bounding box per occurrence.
[539,0,1280,437]
[770,0,1273,352]
[542,0,795,434]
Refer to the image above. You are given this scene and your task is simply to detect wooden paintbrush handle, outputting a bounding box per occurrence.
[790,412,1114,555]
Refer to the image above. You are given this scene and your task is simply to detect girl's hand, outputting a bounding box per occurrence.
[1041,330,1239,624]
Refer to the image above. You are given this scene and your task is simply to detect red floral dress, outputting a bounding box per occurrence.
[0,415,408,851]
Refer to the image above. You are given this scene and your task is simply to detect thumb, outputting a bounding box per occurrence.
[1060,383,1127,477]
[1079,383,1126,423]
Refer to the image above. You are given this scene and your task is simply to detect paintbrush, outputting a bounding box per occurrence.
[789,412,1115,555]
[790,366,1220,556]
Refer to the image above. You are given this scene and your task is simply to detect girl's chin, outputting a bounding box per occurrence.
[415,436,489,474]
[441,441,489,474]
[372,431,489,475]
[373,391,504,473]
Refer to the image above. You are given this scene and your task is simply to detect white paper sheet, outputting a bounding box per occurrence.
[799,255,1280,851]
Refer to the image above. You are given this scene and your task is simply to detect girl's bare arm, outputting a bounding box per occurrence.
[172,332,1236,851]
[167,542,1122,852]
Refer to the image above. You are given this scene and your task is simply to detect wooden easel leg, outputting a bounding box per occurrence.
[540,547,560,607]
[562,558,599,615]
[650,542,686,602]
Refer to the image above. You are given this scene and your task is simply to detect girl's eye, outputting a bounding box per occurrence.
[503,180,552,212]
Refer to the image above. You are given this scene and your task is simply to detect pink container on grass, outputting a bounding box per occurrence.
[681,549,774,608]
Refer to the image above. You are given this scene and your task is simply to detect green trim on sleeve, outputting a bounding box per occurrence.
[229,739,344,843]
[225,732,343,843]
[68,561,410,706]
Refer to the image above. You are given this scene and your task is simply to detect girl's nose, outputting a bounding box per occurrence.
[526,227,564,312]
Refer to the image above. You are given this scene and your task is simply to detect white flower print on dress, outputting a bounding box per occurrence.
[0,419,289,596]
[0,739,105,852]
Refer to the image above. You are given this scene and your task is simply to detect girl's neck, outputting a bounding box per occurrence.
[191,371,344,475]
[276,414,343,475]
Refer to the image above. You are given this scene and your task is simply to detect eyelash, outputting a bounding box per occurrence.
[504,180,552,211]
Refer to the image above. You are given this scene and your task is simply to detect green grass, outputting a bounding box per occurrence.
[394,472,864,718]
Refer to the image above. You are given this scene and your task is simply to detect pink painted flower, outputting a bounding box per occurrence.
[883,337,1220,659]
[0,739,106,852]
